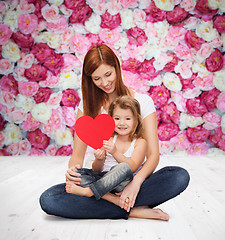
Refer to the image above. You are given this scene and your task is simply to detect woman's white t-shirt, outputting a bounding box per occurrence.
[77,92,156,169]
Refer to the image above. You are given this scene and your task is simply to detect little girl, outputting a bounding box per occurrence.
[66,96,169,220]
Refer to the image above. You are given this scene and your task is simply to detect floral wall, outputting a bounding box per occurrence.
[0,0,225,157]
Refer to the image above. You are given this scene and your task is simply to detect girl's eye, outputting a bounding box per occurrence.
[126,118,131,120]
[114,117,119,120]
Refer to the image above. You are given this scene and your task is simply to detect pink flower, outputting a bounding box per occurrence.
[100,11,121,30]
[27,129,50,150]
[43,52,64,76]
[148,85,170,108]
[213,15,225,33]
[39,71,59,88]
[127,26,148,46]
[47,91,62,109]
[99,28,121,46]
[158,122,180,141]
[0,148,11,156]
[12,31,34,53]
[0,24,12,45]
[62,54,82,72]
[40,122,55,138]
[0,131,5,147]
[49,108,64,130]
[197,43,213,60]
[41,4,60,23]
[203,112,221,130]
[0,2,7,15]
[171,131,191,151]
[186,97,208,117]
[121,58,142,74]
[187,143,208,155]
[7,143,20,155]
[70,34,91,57]
[200,88,221,111]
[166,6,189,24]
[21,113,41,131]
[171,91,187,112]
[185,30,205,51]
[5,107,27,124]
[0,91,15,108]
[19,0,35,14]
[45,144,57,156]
[60,89,80,108]
[144,1,166,23]
[161,102,180,124]
[28,148,46,156]
[0,59,14,75]
[19,139,31,155]
[216,92,225,112]
[205,49,224,73]
[86,33,104,47]
[163,53,179,72]
[174,43,192,60]
[18,81,39,96]
[47,15,68,33]
[64,0,86,10]
[156,109,162,127]
[69,3,92,24]
[18,13,38,34]
[55,145,73,156]
[62,106,76,127]
[31,43,54,64]
[175,60,193,79]
[0,75,19,96]
[121,0,138,8]
[18,53,35,69]
[186,126,210,143]
[33,87,52,104]
[138,58,160,79]
[24,64,48,82]
[209,127,225,151]
[0,114,5,130]
[192,74,214,91]
[195,0,218,16]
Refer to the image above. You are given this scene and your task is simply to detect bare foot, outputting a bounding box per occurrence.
[65,181,93,197]
[129,206,169,221]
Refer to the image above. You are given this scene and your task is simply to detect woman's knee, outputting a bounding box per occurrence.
[173,166,190,192]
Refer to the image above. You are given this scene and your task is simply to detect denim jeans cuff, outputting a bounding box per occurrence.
[89,183,101,200]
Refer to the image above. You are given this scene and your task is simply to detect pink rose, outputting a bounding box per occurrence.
[187,143,208,156]
[24,64,48,82]
[175,60,193,79]
[166,6,189,24]
[43,52,64,76]
[0,2,7,14]
[197,43,213,61]
[127,26,148,46]
[203,112,221,130]
[213,15,225,33]
[163,53,179,72]
[192,74,214,91]
[121,0,138,8]
[27,129,50,150]
[19,53,35,69]
[158,122,180,141]
[19,139,31,155]
[185,30,205,51]
[71,34,91,56]
[171,131,191,151]
[62,106,76,127]
[46,144,57,156]
[216,92,225,112]
[62,54,82,72]
[60,89,80,108]
[5,107,27,124]
[148,85,170,108]
[18,81,39,96]
[33,87,52,104]
[7,143,20,155]
[156,109,162,127]
[180,0,195,11]
[19,0,35,14]
[64,0,85,10]
[205,49,224,73]
[21,113,41,131]
[18,13,38,34]
[186,126,210,143]
[100,11,121,30]
[200,88,221,111]
[47,15,68,33]
[55,145,73,156]
[28,147,46,156]
[144,1,166,23]
[86,33,104,47]
[0,24,12,45]
[161,102,180,124]
[99,28,121,46]
[171,91,187,112]
[0,131,5,147]
[0,114,5,130]
[174,43,192,60]
[12,31,34,53]
[0,59,14,75]
[121,58,142,74]
[39,71,59,88]
[31,43,54,63]
[209,127,225,151]
[195,0,218,16]
[0,148,11,156]
[69,3,92,24]
[138,58,160,79]
[0,75,19,96]
[41,4,60,23]
[47,91,62,108]
[0,91,15,108]
[49,108,64,130]
[186,97,208,117]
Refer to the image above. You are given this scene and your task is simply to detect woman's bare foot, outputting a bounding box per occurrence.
[65,181,93,197]
[129,206,169,221]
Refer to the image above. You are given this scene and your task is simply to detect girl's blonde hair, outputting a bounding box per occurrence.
[108,96,144,141]
[82,44,130,118]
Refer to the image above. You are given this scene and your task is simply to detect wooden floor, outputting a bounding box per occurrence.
[0,155,225,240]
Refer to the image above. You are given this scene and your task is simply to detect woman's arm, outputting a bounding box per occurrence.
[92,148,106,172]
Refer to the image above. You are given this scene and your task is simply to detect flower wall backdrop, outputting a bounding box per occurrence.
[0,0,225,156]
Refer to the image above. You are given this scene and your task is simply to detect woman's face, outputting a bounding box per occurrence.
[91,64,117,95]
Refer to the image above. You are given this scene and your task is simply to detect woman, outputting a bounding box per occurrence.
[40,44,190,220]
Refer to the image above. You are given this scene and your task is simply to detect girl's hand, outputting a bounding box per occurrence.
[65,164,82,185]
[94,148,106,160]
[103,140,116,155]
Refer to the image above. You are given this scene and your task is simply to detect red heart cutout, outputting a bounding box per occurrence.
[75,114,115,149]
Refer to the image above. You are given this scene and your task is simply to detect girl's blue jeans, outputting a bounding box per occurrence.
[40,166,190,219]
[75,162,133,200]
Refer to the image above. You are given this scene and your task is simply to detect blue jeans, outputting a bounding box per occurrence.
[40,166,190,219]
[75,162,133,200]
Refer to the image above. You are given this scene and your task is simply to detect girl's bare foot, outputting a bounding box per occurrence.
[129,206,169,221]
[65,181,93,197]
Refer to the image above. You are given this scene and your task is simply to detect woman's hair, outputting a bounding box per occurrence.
[108,96,144,141]
[82,44,130,118]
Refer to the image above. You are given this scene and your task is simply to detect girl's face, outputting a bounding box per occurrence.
[91,64,117,95]
[112,106,135,137]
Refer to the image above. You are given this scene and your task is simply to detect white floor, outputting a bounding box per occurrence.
[0,155,225,240]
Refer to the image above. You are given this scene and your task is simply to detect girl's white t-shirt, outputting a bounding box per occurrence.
[77,92,156,170]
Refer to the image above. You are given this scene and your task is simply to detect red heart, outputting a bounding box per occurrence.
[75,114,115,149]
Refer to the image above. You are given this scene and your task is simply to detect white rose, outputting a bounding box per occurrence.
[154,0,175,11]
[3,10,18,32]
[31,103,52,124]
[114,32,129,50]
[84,14,101,34]
[3,123,22,145]
[48,0,64,6]
[159,140,175,155]
[163,72,182,92]
[208,0,225,12]
[15,94,35,113]
[2,40,21,62]
[183,88,202,99]
[179,113,204,130]
[120,9,135,30]
[213,69,225,92]
[139,0,151,9]
[54,128,73,146]
[192,61,210,77]
[196,20,218,41]
[58,70,80,90]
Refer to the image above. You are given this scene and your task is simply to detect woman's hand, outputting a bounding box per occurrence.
[103,140,116,155]
[65,164,82,185]
[118,177,143,212]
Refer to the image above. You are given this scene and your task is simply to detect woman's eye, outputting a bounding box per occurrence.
[93,78,100,81]
[106,72,112,77]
